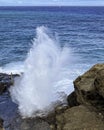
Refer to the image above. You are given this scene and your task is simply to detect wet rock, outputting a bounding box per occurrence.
[41,105,68,130]
[56,105,104,130]
[55,105,68,115]
[0,73,19,95]
[0,118,4,130]
[0,83,7,95]
[1,64,104,130]
[9,116,51,130]
[74,64,104,110]
[67,92,80,107]
[43,111,56,126]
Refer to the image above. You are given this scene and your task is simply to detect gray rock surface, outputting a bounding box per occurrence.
[10,116,51,130]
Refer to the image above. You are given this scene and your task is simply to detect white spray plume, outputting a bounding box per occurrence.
[10,26,73,117]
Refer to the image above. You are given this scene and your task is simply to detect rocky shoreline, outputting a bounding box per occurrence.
[0,64,104,130]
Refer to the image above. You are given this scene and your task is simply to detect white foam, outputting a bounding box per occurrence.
[0,62,24,74]
[10,26,85,118]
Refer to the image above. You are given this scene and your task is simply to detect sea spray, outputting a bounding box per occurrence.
[10,26,73,117]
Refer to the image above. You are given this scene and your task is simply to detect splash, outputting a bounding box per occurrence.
[0,62,24,74]
[10,26,73,117]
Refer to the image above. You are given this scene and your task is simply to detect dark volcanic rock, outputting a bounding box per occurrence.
[0,82,7,95]
[0,73,19,95]
[0,118,4,130]
[67,92,80,107]
[0,73,19,129]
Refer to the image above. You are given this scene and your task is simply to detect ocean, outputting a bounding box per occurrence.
[0,6,104,84]
[0,6,104,93]
[0,6,104,126]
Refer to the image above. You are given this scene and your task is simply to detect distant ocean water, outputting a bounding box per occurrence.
[0,6,104,75]
[0,6,104,122]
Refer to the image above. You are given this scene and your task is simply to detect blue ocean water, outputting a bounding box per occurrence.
[0,6,104,129]
[0,6,104,74]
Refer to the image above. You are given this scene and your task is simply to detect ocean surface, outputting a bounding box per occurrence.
[0,6,104,77]
[0,6,104,128]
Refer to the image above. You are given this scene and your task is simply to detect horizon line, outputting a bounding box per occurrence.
[0,5,104,7]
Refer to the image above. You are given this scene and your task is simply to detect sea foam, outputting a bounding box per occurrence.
[10,26,74,117]
[0,62,24,74]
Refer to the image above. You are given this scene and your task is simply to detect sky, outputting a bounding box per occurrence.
[0,0,104,6]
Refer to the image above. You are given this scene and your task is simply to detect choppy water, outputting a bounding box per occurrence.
[0,6,104,129]
[0,6,104,68]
